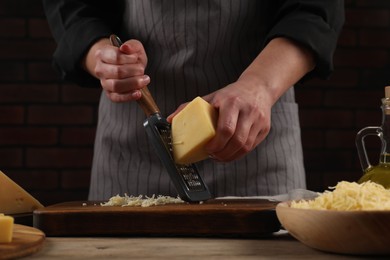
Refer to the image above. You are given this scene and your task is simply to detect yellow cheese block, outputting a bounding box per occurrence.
[0,171,44,214]
[172,96,218,164]
[0,214,14,243]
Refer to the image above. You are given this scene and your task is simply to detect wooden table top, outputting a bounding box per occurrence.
[26,231,365,259]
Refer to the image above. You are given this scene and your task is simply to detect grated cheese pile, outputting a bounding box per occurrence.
[101,194,185,208]
[291,181,390,211]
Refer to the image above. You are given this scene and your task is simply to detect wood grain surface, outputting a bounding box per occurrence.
[33,199,280,237]
[276,202,390,255]
[0,224,45,260]
[27,233,360,259]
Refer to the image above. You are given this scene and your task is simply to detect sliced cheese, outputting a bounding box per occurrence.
[0,171,44,214]
[0,214,14,243]
[172,96,218,164]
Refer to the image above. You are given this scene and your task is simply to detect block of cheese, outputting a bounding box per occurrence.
[0,171,44,214]
[172,96,218,164]
[0,213,14,243]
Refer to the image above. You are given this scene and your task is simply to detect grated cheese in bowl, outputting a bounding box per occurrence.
[101,194,185,208]
[291,181,390,210]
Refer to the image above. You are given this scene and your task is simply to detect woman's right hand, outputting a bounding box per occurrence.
[82,38,150,102]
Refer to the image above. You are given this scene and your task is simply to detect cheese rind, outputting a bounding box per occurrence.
[0,214,14,243]
[172,97,218,164]
[0,171,44,214]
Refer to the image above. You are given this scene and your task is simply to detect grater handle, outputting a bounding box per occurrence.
[109,34,160,117]
[137,87,160,117]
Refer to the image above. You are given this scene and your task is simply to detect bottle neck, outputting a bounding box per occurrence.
[380,153,390,163]
[380,100,390,158]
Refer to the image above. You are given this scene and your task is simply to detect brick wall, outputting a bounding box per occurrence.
[0,0,389,206]
[0,0,100,205]
[298,0,390,191]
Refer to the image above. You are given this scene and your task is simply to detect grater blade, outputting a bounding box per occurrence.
[158,127,208,192]
[144,114,211,202]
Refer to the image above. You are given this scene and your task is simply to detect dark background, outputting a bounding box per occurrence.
[0,0,388,206]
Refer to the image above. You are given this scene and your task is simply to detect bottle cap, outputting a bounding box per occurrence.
[385,86,390,98]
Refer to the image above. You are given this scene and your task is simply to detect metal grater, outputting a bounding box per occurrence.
[110,35,211,202]
[143,113,211,202]
[159,126,207,192]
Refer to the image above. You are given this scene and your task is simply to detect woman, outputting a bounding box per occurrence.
[42,0,344,200]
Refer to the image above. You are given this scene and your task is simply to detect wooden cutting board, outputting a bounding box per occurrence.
[0,224,45,260]
[33,199,280,237]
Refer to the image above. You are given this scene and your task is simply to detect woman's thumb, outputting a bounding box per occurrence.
[120,39,147,65]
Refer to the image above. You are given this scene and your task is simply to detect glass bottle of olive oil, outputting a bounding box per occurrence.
[356,86,390,188]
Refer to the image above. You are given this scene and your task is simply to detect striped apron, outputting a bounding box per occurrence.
[88,0,306,200]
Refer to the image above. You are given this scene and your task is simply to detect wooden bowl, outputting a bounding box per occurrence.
[276,202,390,255]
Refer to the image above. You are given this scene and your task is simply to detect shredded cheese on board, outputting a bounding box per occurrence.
[291,181,390,210]
[101,194,185,208]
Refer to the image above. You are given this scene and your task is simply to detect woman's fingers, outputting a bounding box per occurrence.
[105,89,142,103]
[101,75,150,102]
[91,38,150,103]
[97,46,139,65]
[203,82,272,162]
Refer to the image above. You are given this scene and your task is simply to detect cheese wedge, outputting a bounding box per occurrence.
[172,97,218,164]
[0,171,44,214]
[0,213,14,243]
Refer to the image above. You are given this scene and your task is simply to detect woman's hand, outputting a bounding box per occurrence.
[168,37,315,163]
[82,38,150,102]
[202,80,272,162]
[167,79,272,163]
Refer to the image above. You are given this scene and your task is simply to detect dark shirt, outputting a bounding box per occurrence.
[42,0,344,87]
